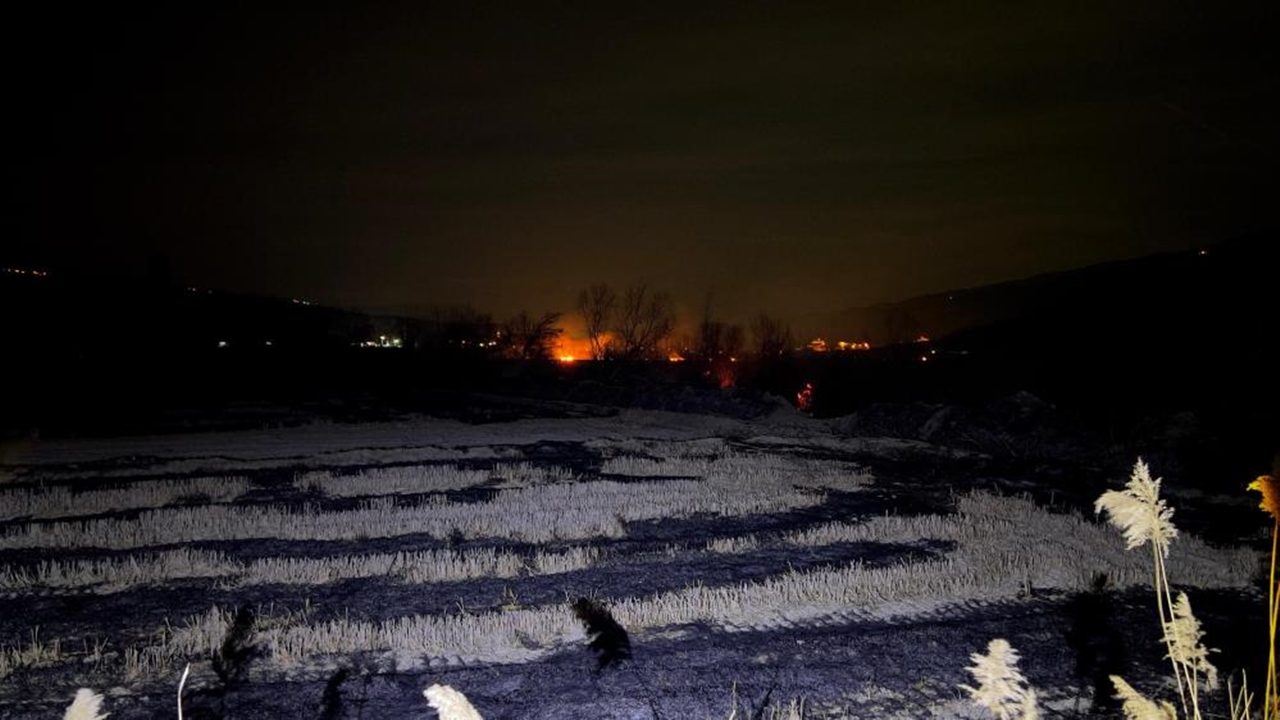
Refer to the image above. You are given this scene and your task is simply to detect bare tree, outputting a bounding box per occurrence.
[694,318,724,360]
[613,284,675,360]
[695,320,745,360]
[723,324,745,359]
[500,311,563,361]
[750,313,794,358]
[575,283,616,360]
[421,305,496,353]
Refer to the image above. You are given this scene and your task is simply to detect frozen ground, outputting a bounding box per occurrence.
[0,407,1267,719]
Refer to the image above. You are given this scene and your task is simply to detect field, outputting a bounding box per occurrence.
[0,406,1266,719]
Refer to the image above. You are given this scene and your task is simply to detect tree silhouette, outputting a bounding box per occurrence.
[750,313,794,358]
[612,284,675,360]
[500,311,563,361]
[575,283,616,360]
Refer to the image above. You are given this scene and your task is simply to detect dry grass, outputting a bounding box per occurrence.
[0,476,825,550]
[599,451,870,492]
[0,476,253,521]
[489,462,578,487]
[0,545,600,593]
[0,548,239,592]
[295,465,488,498]
[0,628,63,680]
[784,492,1255,591]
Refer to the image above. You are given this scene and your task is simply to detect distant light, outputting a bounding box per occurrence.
[914,335,931,343]
[835,340,871,352]
[920,355,929,362]
[217,341,228,348]
[264,340,273,347]
[667,353,686,362]
[1197,249,1209,256]
[558,355,576,363]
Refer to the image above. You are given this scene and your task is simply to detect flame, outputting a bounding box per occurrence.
[810,338,871,352]
[552,335,594,361]
[796,382,814,412]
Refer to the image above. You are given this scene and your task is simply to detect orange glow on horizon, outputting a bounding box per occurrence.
[809,338,871,352]
[553,333,594,362]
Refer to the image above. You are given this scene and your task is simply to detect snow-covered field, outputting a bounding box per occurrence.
[0,409,1263,718]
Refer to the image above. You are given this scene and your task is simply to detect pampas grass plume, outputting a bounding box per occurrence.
[1095,459,1178,557]
[1248,475,1279,521]
[423,684,484,720]
[1111,676,1178,720]
[959,639,1041,720]
[63,689,108,720]
[1163,592,1219,690]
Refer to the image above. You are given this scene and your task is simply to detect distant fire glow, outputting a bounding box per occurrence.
[807,338,871,353]
[553,335,593,362]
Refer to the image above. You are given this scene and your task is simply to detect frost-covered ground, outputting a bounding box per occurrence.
[0,407,1266,719]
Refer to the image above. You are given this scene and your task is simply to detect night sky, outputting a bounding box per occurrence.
[9,2,1276,330]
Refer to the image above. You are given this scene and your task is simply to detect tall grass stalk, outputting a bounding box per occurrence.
[1096,459,1191,715]
[1247,474,1278,719]
[177,663,189,720]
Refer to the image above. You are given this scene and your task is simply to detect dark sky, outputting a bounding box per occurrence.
[9,2,1277,329]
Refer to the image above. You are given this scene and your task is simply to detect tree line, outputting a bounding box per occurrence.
[574,282,794,364]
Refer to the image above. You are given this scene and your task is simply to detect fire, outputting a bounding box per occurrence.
[835,341,870,351]
[796,382,814,412]
[809,338,871,352]
[552,335,594,362]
